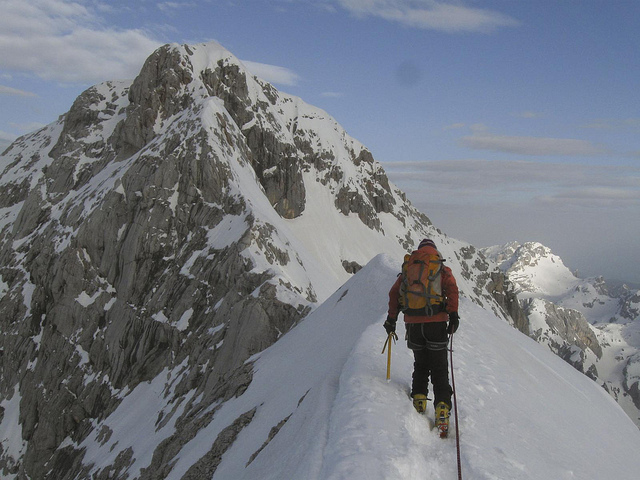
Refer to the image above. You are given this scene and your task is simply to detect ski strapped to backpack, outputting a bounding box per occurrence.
[399,248,445,316]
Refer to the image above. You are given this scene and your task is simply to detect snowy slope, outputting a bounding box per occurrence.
[70,255,640,479]
[483,241,640,427]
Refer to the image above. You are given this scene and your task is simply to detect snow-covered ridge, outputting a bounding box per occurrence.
[63,255,640,479]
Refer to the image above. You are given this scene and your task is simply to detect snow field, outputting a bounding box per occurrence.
[208,254,640,479]
[0,386,26,467]
[11,254,640,480]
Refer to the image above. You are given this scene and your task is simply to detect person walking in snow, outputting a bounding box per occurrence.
[384,238,459,433]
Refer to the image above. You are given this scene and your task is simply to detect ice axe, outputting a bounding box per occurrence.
[381,331,398,381]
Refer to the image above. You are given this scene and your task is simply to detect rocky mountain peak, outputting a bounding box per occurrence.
[482,241,578,298]
[0,41,521,478]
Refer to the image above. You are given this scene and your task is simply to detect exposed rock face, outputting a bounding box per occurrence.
[0,42,524,479]
[623,354,640,411]
[0,43,327,479]
[619,289,640,322]
[526,299,602,374]
[486,271,529,335]
[443,244,528,332]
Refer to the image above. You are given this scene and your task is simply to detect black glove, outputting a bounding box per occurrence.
[447,312,460,334]
[384,315,397,335]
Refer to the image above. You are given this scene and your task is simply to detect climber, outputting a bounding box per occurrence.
[384,238,460,434]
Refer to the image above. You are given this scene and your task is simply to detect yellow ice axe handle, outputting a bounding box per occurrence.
[382,331,398,380]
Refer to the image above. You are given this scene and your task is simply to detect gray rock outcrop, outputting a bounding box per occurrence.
[0,41,527,479]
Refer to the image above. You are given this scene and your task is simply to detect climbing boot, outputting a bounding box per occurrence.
[435,402,450,438]
[412,394,427,414]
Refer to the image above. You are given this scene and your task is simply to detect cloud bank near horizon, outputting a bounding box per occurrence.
[384,158,640,208]
[383,158,640,282]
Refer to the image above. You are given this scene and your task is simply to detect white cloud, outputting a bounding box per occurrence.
[242,60,300,87]
[539,186,640,208]
[0,85,37,97]
[461,131,605,156]
[582,118,640,132]
[157,2,197,13]
[336,0,519,33]
[0,0,161,84]
[384,159,640,207]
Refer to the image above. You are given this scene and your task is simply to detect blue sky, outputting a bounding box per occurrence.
[1,0,639,284]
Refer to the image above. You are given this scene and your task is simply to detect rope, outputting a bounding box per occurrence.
[450,333,463,480]
[382,331,398,380]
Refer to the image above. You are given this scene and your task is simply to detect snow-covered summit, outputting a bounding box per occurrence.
[483,241,579,299]
[482,241,639,324]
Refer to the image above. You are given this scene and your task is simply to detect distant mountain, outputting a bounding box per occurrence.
[481,241,578,298]
[0,41,520,479]
[482,241,640,426]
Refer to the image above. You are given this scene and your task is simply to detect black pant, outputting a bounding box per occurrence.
[407,322,452,408]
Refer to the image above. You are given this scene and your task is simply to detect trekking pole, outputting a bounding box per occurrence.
[449,333,463,480]
[381,331,398,381]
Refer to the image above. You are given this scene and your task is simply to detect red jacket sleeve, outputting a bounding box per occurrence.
[388,275,402,319]
[442,266,459,313]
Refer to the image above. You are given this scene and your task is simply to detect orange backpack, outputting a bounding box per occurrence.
[399,249,444,313]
